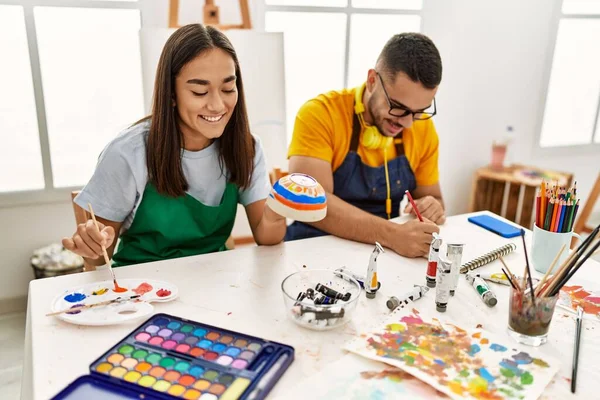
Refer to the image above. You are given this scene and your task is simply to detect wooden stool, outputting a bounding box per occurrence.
[469,164,573,228]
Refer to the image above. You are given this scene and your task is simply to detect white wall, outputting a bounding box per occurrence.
[2,0,599,309]
[422,0,599,216]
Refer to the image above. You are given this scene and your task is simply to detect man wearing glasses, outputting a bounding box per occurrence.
[285,33,444,258]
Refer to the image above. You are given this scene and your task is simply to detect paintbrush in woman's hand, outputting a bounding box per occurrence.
[87,203,125,292]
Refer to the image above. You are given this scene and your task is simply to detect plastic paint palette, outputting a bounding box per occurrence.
[52,313,294,400]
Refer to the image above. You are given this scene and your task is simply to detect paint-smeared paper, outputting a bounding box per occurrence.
[344,308,559,400]
[281,353,448,400]
[558,285,600,320]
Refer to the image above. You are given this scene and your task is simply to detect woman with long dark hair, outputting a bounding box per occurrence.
[63,24,286,267]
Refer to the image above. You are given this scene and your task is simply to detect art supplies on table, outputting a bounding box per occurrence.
[446,243,465,296]
[282,269,361,331]
[425,233,442,288]
[535,180,580,233]
[365,242,383,299]
[465,274,497,307]
[386,285,429,311]
[52,313,295,400]
[467,214,521,238]
[344,306,560,400]
[282,353,446,400]
[266,173,327,222]
[460,243,517,274]
[435,256,452,313]
[49,279,178,326]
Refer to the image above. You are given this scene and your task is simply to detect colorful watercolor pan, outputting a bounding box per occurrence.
[52,313,294,400]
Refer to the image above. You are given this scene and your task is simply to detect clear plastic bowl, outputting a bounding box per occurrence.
[281,269,361,331]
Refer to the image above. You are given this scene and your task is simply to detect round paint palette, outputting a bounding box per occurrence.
[266,173,327,222]
[50,279,178,326]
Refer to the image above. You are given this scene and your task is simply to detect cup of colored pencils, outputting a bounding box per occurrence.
[531,180,583,274]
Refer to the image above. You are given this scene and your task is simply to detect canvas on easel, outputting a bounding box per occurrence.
[168,0,252,30]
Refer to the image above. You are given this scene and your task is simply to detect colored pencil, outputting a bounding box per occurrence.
[550,198,559,232]
[540,180,546,225]
[557,200,567,233]
[535,195,541,228]
[405,190,423,222]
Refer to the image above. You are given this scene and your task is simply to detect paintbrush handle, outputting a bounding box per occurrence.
[571,307,583,393]
[46,295,140,317]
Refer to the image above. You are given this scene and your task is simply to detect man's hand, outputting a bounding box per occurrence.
[404,195,446,225]
[390,219,440,258]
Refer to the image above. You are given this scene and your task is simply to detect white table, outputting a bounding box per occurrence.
[21,212,600,399]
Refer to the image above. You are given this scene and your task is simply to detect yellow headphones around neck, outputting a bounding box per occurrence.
[355,83,394,219]
[354,83,393,150]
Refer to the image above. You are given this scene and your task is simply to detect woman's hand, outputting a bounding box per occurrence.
[62,220,115,259]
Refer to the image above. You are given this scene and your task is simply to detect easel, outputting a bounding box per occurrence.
[574,172,600,234]
[169,0,252,30]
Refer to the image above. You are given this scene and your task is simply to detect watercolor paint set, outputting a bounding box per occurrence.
[52,313,294,400]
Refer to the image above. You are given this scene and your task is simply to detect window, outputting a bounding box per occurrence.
[264,1,423,142]
[0,1,143,204]
[539,0,600,148]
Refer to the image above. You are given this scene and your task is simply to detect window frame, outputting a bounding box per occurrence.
[533,0,600,157]
[0,0,141,208]
[259,1,423,107]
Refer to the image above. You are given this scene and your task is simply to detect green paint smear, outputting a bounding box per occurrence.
[500,368,515,378]
[521,371,534,385]
[400,342,417,351]
[533,358,549,368]
[459,369,470,378]
[510,382,524,391]
[499,388,515,396]
[404,355,415,365]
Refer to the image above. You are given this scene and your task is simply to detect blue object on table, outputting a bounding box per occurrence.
[468,214,522,238]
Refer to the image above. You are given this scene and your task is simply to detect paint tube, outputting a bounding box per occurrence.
[467,272,511,286]
[314,294,338,305]
[365,242,384,299]
[435,256,452,312]
[465,274,498,307]
[446,243,465,296]
[426,233,443,288]
[315,283,351,301]
[387,285,429,311]
[334,267,382,291]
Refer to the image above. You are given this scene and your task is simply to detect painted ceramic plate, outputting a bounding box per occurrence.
[267,173,327,222]
[50,278,178,326]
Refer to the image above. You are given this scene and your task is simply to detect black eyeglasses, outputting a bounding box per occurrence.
[376,72,436,120]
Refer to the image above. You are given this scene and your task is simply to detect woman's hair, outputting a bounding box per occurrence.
[144,23,255,197]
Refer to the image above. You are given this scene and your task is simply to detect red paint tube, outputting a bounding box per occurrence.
[426,233,442,288]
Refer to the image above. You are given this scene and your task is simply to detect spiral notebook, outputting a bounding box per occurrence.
[459,243,517,274]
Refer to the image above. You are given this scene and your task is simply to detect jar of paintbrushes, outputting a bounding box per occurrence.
[503,225,600,346]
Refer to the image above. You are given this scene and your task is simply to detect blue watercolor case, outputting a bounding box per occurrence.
[52,313,294,400]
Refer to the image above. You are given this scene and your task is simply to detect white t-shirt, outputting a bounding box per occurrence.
[75,121,271,231]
